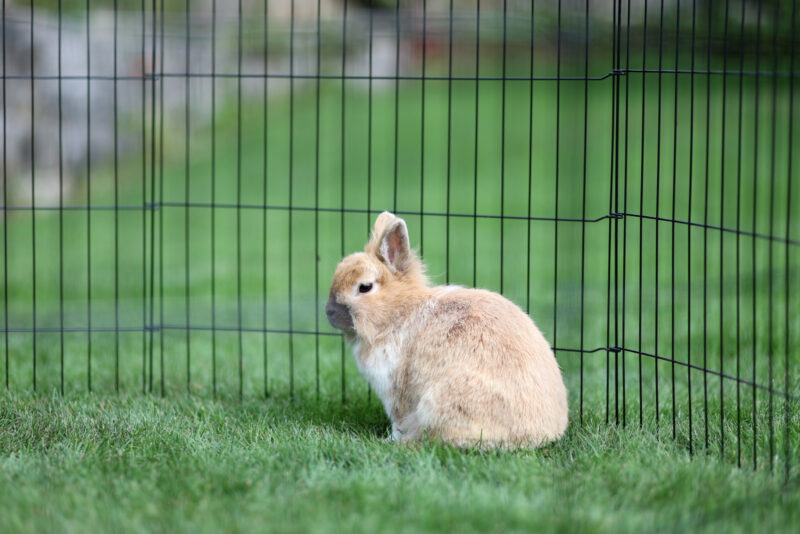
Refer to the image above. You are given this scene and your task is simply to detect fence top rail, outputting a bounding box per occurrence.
[2,69,798,82]
[2,204,796,247]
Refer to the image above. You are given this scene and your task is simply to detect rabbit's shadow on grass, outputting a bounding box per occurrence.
[294,394,392,441]
[221,390,393,442]
[212,392,620,462]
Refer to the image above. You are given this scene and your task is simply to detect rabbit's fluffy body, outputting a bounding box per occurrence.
[326,212,568,448]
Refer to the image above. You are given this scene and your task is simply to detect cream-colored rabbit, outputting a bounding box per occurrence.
[326,212,568,448]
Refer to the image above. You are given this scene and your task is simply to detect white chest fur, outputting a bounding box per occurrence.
[352,339,401,416]
[350,292,455,418]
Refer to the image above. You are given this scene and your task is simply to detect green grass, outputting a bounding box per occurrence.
[0,391,798,534]
[1,56,799,532]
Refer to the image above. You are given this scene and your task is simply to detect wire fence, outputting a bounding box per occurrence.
[1,0,797,477]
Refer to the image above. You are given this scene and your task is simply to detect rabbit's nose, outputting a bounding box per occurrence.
[325,298,354,331]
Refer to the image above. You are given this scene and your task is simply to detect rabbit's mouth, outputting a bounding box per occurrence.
[325,297,354,332]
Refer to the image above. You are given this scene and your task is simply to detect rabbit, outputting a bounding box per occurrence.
[325,211,568,448]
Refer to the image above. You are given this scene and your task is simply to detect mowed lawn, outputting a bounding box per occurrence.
[1,390,799,534]
[1,57,799,532]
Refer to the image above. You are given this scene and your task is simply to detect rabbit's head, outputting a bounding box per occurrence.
[326,212,427,341]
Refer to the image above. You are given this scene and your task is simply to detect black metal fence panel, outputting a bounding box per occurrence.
[0,0,797,477]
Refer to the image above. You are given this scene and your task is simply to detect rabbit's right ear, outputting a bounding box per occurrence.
[368,212,411,272]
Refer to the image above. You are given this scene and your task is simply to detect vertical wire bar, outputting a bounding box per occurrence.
[419,0,426,256]
[2,0,7,390]
[526,0,535,317]
[140,0,147,393]
[288,0,295,400]
[392,0,400,213]
[637,0,648,429]
[605,0,615,425]
[58,0,65,394]
[654,0,665,435]
[30,0,37,391]
[669,0,681,441]
[148,0,158,393]
[499,0,506,294]
[752,0,763,471]
[734,0,747,469]
[210,0,217,397]
[719,0,731,460]
[473,0,480,289]
[86,0,93,392]
[367,0,374,235]
[613,0,623,425]
[687,0,697,455]
[366,0,374,405]
[702,0,713,452]
[526,0,535,316]
[236,0,245,401]
[113,0,119,392]
[262,0,269,398]
[785,0,797,484]
[237,0,244,400]
[445,0,453,285]
[621,0,632,428]
[158,0,165,396]
[340,0,348,404]
[767,0,780,471]
[184,0,191,393]
[553,0,561,355]
[578,0,588,426]
[314,0,322,401]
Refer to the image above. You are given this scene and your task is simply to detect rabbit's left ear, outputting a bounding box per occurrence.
[368,212,410,272]
[379,218,410,271]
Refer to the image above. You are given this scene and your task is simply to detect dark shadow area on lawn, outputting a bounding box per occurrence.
[191,389,393,441]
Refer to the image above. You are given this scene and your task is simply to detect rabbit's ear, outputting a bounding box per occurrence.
[379,218,410,271]
[367,213,410,272]
[369,212,398,248]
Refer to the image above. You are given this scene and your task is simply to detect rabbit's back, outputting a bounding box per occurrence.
[393,287,568,447]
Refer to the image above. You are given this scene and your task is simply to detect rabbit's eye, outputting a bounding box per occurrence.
[358,283,373,294]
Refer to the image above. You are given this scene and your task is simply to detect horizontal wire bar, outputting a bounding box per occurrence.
[1,205,146,211]
[620,347,800,404]
[161,324,339,336]
[621,211,800,247]
[0,324,619,358]
[3,203,796,247]
[2,68,797,83]
[2,324,794,403]
[159,202,619,223]
[3,72,613,82]
[0,324,340,336]
[554,346,619,354]
[1,325,146,333]
[0,202,617,223]
[2,74,157,81]
[626,67,799,79]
